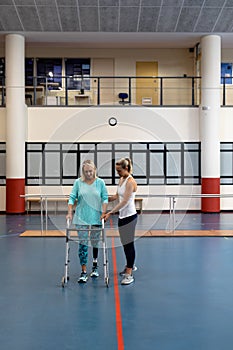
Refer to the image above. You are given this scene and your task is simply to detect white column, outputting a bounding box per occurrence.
[5,34,26,213]
[200,35,221,212]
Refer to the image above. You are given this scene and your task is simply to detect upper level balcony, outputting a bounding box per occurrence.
[0,75,233,107]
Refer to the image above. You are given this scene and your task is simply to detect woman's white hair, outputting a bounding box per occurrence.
[81,160,97,180]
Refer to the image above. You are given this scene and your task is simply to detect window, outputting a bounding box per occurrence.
[221,63,232,85]
[26,142,201,186]
[36,58,62,89]
[184,143,200,184]
[0,58,5,105]
[0,143,6,185]
[0,58,5,85]
[220,143,233,184]
[25,58,34,86]
[65,58,90,90]
[0,57,34,86]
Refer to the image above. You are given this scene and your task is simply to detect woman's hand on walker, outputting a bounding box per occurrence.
[101,212,111,221]
[66,212,73,221]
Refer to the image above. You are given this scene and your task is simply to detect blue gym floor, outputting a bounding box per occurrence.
[1,212,233,350]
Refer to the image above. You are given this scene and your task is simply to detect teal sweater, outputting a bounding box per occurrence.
[68,177,108,225]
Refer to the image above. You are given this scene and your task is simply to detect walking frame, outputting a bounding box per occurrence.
[61,218,109,288]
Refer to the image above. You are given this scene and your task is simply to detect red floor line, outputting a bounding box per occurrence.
[111,236,124,350]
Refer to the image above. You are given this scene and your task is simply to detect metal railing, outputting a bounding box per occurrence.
[1,75,200,107]
[20,194,69,232]
[143,193,233,232]
[21,193,233,234]
[2,75,233,107]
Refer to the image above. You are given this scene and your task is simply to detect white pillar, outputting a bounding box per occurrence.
[5,34,26,213]
[200,35,221,212]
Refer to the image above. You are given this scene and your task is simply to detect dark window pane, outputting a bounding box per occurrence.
[25,58,34,86]
[37,58,62,89]
[65,58,90,90]
[0,58,5,83]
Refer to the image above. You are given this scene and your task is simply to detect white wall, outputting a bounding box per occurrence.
[1,105,233,211]
[27,106,199,212]
[220,107,233,140]
[27,106,199,142]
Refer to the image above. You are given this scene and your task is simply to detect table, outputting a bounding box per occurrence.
[39,82,60,88]
[44,95,61,105]
[74,94,91,105]
[39,82,60,104]
[25,86,44,93]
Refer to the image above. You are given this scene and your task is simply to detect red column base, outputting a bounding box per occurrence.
[6,178,25,214]
[201,178,220,213]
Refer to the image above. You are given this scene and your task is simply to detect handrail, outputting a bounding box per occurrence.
[21,193,233,233]
[1,75,202,107]
[2,75,233,107]
[20,194,69,232]
[139,193,233,232]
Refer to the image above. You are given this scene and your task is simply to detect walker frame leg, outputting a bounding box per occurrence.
[62,232,70,288]
[102,220,109,287]
[61,219,110,288]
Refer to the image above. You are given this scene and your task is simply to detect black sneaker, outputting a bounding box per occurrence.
[78,271,88,283]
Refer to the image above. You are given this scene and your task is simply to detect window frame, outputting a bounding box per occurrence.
[25,141,201,186]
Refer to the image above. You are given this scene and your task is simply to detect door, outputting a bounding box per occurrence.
[92,58,114,105]
[136,62,158,105]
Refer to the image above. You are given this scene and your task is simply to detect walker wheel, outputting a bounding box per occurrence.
[61,276,65,288]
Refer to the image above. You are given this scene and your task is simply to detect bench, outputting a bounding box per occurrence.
[25,197,41,213]
[45,198,68,213]
[25,197,68,213]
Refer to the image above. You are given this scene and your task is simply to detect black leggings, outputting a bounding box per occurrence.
[93,247,98,260]
[118,213,137,269]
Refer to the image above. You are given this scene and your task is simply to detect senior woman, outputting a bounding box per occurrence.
[66,160,108,283]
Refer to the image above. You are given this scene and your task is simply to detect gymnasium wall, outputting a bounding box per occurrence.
[1,106,233,211]
[1,46,233,211]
